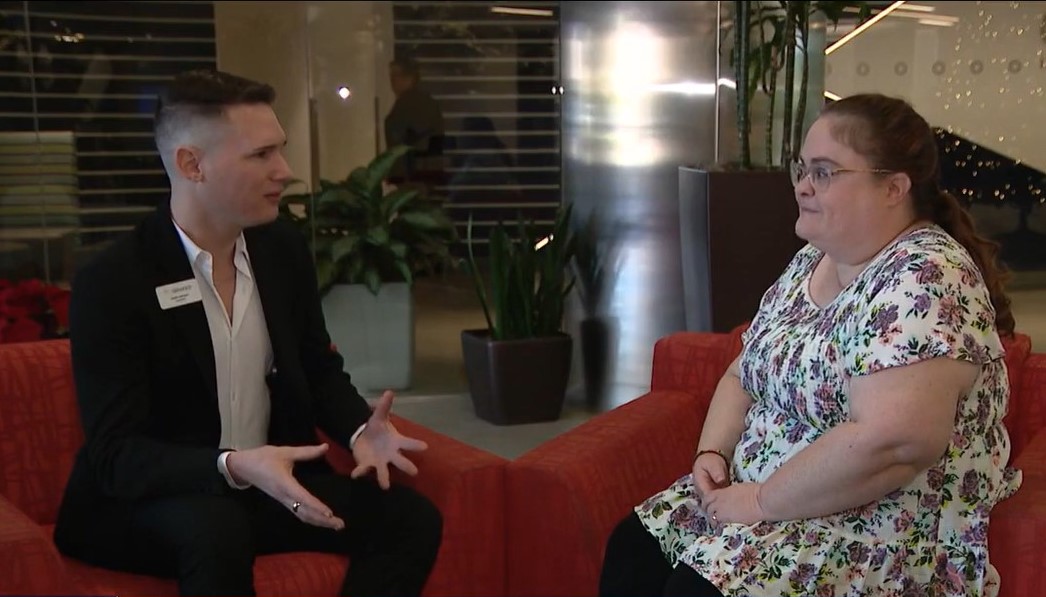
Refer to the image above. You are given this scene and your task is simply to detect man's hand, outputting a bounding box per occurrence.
[351,390,428,490]
[701,482,767,527]
[225,444,345,530]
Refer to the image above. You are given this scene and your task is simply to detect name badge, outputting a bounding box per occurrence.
[155,279,202,310]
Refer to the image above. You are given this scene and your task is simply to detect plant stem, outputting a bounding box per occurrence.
[792,2,810,163]
[736,0,751,169]
[779,1,797,166]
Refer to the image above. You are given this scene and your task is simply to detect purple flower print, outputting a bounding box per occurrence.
[961,521,988,543]
[960,470,981,503]
[788,563,817,587]
[927,467,945,491]
[912,293,932,314]
[892,511,914,533]
[915,261,944,285]
[871,304,899,336]
[732,545,760,573]
[847,542,871,565]
[920,493,941,511]
[870,546,888,568]
[725,533,744,551]
[938,295,964,328]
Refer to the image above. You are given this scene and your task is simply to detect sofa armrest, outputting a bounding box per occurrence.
[0,494,74,595]
[651,332,738,396]
[323,417,507,597]
[989,430,1046,597]
[505,390,706,597]
[1006,353,1046,462]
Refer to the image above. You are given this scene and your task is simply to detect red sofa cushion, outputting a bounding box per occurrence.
[0,340,83,525]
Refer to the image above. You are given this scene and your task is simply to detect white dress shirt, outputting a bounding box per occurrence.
[173,221,273,488]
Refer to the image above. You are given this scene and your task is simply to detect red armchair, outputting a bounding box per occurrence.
[0,339,508,597]
[505,328,1046,597]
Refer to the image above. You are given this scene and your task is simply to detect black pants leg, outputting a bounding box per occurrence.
[599,512,723,597]
[56,472,442,597]
[248,472,443,597]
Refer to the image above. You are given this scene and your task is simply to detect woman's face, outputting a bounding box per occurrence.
[793,116,896,259]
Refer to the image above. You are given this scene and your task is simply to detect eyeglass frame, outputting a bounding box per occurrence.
[789,159,895,191]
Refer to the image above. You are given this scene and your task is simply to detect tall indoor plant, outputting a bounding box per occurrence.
[460,203,576,425]
[280,144,457,390]
[678,1,869,334]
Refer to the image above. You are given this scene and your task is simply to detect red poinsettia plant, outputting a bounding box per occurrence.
[0,279,72,344]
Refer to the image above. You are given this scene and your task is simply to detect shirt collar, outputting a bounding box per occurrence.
[171,219,251,273]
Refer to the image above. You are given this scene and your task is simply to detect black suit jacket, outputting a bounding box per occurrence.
[54,203,371,537]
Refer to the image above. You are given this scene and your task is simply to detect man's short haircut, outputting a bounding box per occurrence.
[390,54,421,79]
[154,69,276,163]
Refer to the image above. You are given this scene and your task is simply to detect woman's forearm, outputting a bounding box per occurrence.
[697,369,753,459]
[757,422,925,521]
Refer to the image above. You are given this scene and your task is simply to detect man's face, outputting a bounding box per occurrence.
[196,103,292,229]
[389,64,414,96]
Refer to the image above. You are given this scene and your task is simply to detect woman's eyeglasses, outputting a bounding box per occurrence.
[789,160,894,191]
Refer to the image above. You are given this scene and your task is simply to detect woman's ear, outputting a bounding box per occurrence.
[174,145,204,183]
[885,171,912,207]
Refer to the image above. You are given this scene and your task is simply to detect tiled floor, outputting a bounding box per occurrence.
[377,272,1046,461]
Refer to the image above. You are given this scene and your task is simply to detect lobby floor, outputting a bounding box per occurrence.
[365,271,1046,461]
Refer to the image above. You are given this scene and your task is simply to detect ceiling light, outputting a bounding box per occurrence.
[826,1,907,55]
[491,6,554,17]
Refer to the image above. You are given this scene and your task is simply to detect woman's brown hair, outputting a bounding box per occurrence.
[821,93,1015,337]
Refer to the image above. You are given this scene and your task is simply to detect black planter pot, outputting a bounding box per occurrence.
[460,329,573,425]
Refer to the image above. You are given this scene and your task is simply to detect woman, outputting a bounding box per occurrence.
[600,94,1022,596]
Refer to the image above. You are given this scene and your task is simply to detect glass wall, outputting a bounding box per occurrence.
[825,1,1046,286]
[0,1,216,285]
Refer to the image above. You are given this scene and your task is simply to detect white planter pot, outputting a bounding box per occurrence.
[322,282,414,392]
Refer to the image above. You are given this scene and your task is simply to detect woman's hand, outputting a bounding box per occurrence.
[692,451,731,506]
[702,482,767,526]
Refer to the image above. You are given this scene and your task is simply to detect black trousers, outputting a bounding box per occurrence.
[58,472,442,597]
[600,512,725,597]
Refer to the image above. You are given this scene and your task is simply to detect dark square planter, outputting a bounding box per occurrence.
[460,330,573,425]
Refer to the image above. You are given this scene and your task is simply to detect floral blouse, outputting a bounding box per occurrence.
[636,226,1022,596]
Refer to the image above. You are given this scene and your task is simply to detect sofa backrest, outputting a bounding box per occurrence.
[0,339,83,524]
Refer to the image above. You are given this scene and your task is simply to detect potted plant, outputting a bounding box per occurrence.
[280,145,457,391]
[459,203,576,425]
[678,1,870,333]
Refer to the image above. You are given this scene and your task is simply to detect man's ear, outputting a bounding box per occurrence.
[885,171,912,207]
[174,145,204,183]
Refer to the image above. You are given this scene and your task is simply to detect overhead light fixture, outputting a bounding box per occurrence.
[918,18,956,27]
[491,6,554,17]
[824,90,843,101]
[826,1,907,55]
[896,3,936,12]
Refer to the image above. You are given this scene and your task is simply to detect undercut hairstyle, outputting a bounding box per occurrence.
[153,69,276,170]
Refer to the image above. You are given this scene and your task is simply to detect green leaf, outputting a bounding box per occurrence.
[389,241,408,259]
[364,266,382,296]
[331,234,360,264]
[382,188,420,220]
[397,210,454,231]
[315,260,336,292]
[393,258,413,286]
[365,226,389,247]
[364,145,412,193]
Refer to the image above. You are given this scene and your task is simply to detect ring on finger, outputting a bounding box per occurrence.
[291,501,301,513]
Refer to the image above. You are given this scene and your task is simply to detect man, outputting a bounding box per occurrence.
[53,70,442,597]
[383,55,445,193]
